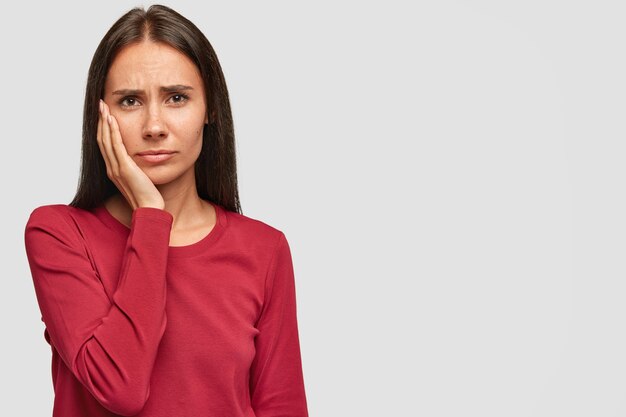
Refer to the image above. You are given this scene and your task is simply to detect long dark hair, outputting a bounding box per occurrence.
[69,4,241,214]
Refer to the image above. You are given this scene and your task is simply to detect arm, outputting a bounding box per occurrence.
[24,205,172,416]
[249,232,309,417]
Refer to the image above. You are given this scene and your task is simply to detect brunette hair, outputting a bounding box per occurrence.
[69,4,241,214]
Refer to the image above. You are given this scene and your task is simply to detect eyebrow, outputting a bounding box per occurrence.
[111,84,194,96]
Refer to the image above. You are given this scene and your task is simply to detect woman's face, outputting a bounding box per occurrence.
[102,40,208,185]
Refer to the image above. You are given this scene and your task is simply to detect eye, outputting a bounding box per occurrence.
[118,96,140,108]
[169,93,190,105]
[117,93,190,109]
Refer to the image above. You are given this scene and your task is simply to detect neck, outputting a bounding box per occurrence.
[112,168,209,232]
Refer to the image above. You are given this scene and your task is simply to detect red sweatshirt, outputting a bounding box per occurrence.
[23,201,309,417]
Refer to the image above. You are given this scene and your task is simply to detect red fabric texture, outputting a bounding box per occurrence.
[24,202,308,417]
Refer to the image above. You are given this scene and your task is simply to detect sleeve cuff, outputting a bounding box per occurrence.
[132,207,174,225]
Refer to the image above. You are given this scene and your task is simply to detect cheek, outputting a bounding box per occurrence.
[109,109,204,148]
[114,119,136,146]
[172,113,205,141]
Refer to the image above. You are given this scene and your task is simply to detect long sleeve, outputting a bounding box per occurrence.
[24,205,173,416]
[249,232,309,417]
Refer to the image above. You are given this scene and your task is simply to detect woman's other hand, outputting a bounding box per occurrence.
[97,99,165,210]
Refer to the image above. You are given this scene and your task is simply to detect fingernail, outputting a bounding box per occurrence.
[107,114,112,124]
[99,100,103,112]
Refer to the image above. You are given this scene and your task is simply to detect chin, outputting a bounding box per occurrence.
[143,165,194,186]
[148,174,179,185]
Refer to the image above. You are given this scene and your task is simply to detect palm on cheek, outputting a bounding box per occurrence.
[96,99,165,210]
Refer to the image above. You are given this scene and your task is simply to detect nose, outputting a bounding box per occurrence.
[142,106,169,139]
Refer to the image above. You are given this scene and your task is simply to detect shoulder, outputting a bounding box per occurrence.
[26,204,90,227]
[26,204,71,228]
[225,208,283,234]
[25,204,98,241]
[221,207,287,251]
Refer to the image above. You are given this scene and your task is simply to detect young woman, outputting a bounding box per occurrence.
[24,5,309,417]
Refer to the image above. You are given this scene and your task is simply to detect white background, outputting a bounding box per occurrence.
[2,1,623,416]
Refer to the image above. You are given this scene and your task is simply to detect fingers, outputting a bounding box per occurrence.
[100,100,120,177]
[107,111,132,168]
[96,101,112,177]
[97,100,139,209]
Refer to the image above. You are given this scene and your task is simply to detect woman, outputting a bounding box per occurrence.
[23,4,309,417]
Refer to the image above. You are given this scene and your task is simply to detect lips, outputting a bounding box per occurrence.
[137,150,175,156]
[137,149,176,164]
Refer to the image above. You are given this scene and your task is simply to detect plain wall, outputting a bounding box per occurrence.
[2,1,624,416]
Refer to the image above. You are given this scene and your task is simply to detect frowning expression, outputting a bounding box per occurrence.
[102,40,208,185]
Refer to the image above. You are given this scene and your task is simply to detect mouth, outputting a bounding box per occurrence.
[137,150,176,156]
[137,151,176,163]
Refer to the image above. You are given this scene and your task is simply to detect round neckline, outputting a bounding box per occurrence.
[94,200,227,258]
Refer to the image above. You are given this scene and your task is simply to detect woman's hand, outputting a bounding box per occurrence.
[97,99,165,210]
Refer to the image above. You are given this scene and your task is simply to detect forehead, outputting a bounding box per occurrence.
[105,41,203,90]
